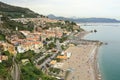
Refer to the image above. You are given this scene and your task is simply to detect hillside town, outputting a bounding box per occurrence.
[2,0,120,80]
[0,2,103,79]
[0,14,86,80]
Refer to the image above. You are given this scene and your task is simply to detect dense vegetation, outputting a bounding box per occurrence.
[0,33,5,41]
[16,50,35,63]
[16,50,57,80]
[0,51,13,80]
[2,15,34,31]
[0,1,40,18]
[21,63,57,80]
[2,16,25,30]
[0,15,34,39]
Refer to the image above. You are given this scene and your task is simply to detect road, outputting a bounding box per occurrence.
[40,53,58,68]
[38,39,61,67]
[11,57,20,80]
[56,40,62,52]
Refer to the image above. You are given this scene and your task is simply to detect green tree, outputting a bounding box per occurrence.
[71,21,76,25]
[0,51,13,80]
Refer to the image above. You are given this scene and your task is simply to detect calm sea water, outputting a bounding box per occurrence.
[80,23,120,80]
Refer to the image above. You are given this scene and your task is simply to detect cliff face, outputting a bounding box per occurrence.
[0,1,39,18]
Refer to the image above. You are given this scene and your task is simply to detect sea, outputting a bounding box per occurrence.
[80,23,120,80]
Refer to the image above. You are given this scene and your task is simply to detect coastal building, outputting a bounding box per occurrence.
[57,55,67,60]
[6,35,21,46]
[44,30,56,38]
[21,59,30,65]
[63,30,71,36]
[52,63,64,68]
[5,30,43,53]
[44,27,63,38]
[20,31,42,41]
[17,45,26,53]
[11,18,29,24]
[17,41,43,53]
[3,43,17,55]
[11,17,58,25]
[0,55,8,63]
[69,44,75,47]
[20,31,31,36]
[0,42,17,55]
[61,51,65,55]
[58,51,72,59]
[66,52,72,58]
[50,60,57,65]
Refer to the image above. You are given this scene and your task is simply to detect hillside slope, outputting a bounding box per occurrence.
[0,1,39,18]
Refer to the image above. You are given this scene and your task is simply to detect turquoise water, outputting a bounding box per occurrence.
[81,24,120,80]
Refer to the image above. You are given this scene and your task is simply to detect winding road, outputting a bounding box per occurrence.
[11,57,20,80]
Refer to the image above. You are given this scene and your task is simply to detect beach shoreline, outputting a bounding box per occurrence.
[93,44,102,80]
[61,31,102,80]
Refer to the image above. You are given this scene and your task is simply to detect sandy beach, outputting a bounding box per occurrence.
[62,43,100,80]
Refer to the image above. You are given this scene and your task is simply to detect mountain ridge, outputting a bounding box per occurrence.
[48,14,120,23]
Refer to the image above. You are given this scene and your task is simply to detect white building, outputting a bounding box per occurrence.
[17,45,26,53]
[66,52,72,58]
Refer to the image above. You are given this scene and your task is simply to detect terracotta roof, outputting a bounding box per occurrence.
[57,56,67,59]
[50,60,56,65]
[0,56,8,60]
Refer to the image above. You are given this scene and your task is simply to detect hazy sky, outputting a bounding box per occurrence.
[1,0,120,19]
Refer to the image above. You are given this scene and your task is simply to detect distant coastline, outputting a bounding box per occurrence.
[48,14,120,23]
